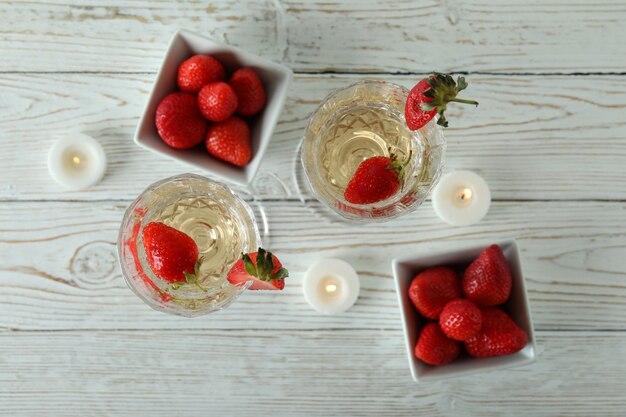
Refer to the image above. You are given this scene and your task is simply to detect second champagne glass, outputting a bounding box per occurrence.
[300,80,446,221]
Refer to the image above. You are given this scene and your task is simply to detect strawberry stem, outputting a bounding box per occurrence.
[181,257,207,292]
[387,148,412,188]
[241,248,289,282]
[420,73,479,128]
[450,97,479,106]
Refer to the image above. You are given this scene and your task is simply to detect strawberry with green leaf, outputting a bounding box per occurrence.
[227,248,289,290]
[405,72,478,130]
[127,218,172,302]
[344,151,410,205]
[142,222,206,291]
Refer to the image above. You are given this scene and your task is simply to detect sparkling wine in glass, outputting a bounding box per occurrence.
[300,80,446,221]
[117,173,260,317]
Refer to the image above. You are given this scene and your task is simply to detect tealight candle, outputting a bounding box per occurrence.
[48,134,107,190]
[432,170,491,226]
[303,258,360,314]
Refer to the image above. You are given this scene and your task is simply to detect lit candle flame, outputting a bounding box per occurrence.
[460,188,472,201]
[72,156,81,165]
[325,283,338,294]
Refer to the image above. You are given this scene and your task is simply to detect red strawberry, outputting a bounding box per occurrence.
[462,244,512,307]
[197,82,238,122]
[415,322,461,366]
[408,266,461,320]
[155,93,206,149]
[177,55,225,93]
[126,219,171,302]
[344,154,409,205]
[227,248,289,290]
[439,299,482,341]
[464,307,528,358]
[229,67,266,117]
[205,117,252,167]
[142,222,201,285]
[405,72,478,130]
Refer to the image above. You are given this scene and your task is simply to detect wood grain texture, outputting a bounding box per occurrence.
[1,0,626,73]
[0,330,625,416]
[1,73,626,201]
[1,200,625,331]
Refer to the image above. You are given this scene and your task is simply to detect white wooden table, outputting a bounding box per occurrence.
[1,1,626,415]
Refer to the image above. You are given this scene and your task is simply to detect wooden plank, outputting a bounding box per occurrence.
[1,1,626,73]
[1,73,625,201]
[1,200,625,331]
[0,329,625,416]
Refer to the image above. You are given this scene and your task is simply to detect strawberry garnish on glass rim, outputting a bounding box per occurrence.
[227,248,289,290]
[405,72,478,130]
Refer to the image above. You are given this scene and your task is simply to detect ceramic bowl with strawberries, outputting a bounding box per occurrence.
[392,240,536,382]
[134,30,292,186]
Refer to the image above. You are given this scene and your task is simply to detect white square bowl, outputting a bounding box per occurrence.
[134,30,293,186]
[392,239,536,382]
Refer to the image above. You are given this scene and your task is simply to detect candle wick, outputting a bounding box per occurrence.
[460,188,472,201]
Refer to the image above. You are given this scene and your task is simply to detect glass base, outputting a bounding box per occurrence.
[238,193,272,248]
[223,174,287,248]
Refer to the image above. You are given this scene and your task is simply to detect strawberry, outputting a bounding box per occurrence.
[229,67,266,117]
[155,92,206,149]
[405,72,478,130]
[126,219,171,302]
[408,266,461,320]
[344,153,409,205]
[197,82,238,122]
[227,248,289,290]
[142,222,203,289]
[415,322,461,366]
[464,307,528,358]
[439,299,482,341]
[205,117,252,167]
[177,55,226,93]
[462,244,513,307]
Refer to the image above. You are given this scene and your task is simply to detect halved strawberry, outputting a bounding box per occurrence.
[405,72,478,130]
[227,248,288,290]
